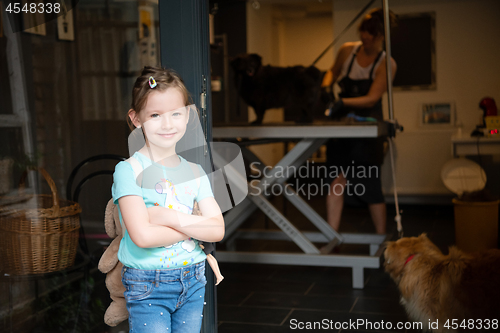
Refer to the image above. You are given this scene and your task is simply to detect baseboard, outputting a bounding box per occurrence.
[384,194,455,205]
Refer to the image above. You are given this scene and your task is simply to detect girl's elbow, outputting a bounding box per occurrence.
[129,231,150,248]
[135,240,150,248]
[214,229,225,242]
[208,224,225,242]
[217,218,225,241]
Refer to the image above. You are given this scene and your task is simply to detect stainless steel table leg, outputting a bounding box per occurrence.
[352,266,365,289]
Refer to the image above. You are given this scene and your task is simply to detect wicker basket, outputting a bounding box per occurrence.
[0,167,81,275]
[0,158,14,195]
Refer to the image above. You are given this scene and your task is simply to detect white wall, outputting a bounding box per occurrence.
[247,1,334,70]
[334,0,500,196]
[279,13,333,70]
[247,0,500,198]
[246,2,277,66]
[246,1,334,165]
[246,2,284,166]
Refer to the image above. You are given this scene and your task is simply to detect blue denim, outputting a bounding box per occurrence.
[121,260,207,332]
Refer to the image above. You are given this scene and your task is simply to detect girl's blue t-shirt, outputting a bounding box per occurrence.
[112,152,213,270]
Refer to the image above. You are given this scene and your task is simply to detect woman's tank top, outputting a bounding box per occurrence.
[338,41,386,81]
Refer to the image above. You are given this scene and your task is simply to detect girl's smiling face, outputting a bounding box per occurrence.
[130,87,189,154]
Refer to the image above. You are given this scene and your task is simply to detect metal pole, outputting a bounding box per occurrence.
[382,0,395,120]
[222,34,230,124]
[383,0,404,237]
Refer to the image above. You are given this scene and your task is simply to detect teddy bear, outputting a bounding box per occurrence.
[98,199,224,327]
[98,199,127,327]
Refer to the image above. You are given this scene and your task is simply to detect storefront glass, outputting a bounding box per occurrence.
[0,1,159,331]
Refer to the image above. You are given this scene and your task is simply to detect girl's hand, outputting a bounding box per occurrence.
[146,198,224,242]
[118,195,189,248]
[147,206,178,226]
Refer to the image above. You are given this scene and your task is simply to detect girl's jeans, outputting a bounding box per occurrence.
[122,260,207,332]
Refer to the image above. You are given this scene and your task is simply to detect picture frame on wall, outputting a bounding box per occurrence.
[57,7,75,41]
[420,102,455,127]
[22,0,46,36]
[392,12,436,91]
[138,4,158,67]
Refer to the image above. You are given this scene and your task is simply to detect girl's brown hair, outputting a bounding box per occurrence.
[127,66,192,130]
[358,8,397,38]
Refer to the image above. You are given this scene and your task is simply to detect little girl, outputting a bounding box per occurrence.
[112,66,225,332]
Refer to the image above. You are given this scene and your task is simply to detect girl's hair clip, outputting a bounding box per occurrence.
[148,76,157,88]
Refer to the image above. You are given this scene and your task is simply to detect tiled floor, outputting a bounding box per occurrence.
[214,197,457,333]
[2,194,459,333]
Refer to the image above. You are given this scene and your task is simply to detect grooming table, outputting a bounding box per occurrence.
[212,121,392,289]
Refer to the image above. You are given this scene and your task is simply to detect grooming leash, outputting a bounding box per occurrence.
[311,0,376,66]
[388,136,403,238]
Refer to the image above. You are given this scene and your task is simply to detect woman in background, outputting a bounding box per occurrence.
[323,8,397,236]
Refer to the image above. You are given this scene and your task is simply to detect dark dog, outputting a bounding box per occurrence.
[384,234,500,332]
[230,53,328,125]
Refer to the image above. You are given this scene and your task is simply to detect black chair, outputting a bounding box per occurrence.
[66,154,126,255]
[66,154,126,331]
[67,154,127,202]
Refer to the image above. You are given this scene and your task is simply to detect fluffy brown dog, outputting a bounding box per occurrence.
[384,234,500,332]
